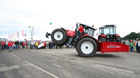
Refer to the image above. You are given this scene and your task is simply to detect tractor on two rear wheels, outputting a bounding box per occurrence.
[47,23,98,57]
[46,23,129,57]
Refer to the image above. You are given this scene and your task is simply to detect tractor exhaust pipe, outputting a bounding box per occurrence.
[46,32,51,38]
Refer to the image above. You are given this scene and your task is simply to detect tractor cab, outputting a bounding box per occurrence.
[66,23,96,38]
[99,25,116,35]
[98,25,121,42]
[78,23,96,37]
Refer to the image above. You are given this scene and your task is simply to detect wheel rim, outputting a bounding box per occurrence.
[54,31,63,41]
[81,41,94,54]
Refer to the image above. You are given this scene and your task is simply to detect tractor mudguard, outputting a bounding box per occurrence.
[75,35,98,46]
[99,42,129,53]
[80,35,98,43]
[66,30,76,37]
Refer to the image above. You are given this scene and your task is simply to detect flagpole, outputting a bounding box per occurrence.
[28,26,33,41]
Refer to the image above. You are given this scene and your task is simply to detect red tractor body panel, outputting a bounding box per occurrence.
[66,30,76,37]
[99,34,106,37]
[99,42,129,53]
[115,34,120,37]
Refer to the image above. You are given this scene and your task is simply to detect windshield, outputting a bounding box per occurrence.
[101,27,116,35]
[85,28,95,36]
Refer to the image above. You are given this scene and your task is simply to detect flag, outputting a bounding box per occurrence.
[32,27,34,35]
[8,34,10,39]
[10,34,12,39]
[17,32,19,38]
[13,33,14,38]
[22,30,24,37]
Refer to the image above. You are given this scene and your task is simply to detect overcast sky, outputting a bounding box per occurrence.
[0,0,140,40]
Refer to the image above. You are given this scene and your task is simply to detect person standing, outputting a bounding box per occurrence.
[0,41,2,51]
[35,41,38,49]
[136,39,139,52]
[30,41,34,49]
[25,41,28,48]
[22,42,25,48]
[12,42,16,49]
[125,40,130,46]
[130,40,134,52]
[38,41,40,45]
[28,41,30,48]
[44,41,46,49]
[15,41,17,49]
[17,41,19,49]
[8,41,13,52]
[133,40,136,52]
[137,39,140,53]
[1,40,5,51]
[6,41,9,49]
[20,41,23,48]
[46,41,49,49]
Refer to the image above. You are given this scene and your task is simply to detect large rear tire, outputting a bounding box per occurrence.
[76,38,97,57]
[51,29,67,45]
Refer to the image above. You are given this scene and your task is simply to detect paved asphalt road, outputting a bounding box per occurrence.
[0,48,140,78]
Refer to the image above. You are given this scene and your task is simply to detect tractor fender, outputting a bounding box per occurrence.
[115,34,120,37]
[61,27,66,32]
[76,36,98,46]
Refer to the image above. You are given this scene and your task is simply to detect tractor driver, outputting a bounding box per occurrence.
[74,25,85,42]
[77,25,85,38]
[78,25,84,33]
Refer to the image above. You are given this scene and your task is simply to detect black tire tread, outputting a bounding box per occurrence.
[76,37,97,57]
[51,29,67,45]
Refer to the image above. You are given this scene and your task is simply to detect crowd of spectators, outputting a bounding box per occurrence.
[1,39,140,53]
[0,40,73,52]
[122,39,140,53]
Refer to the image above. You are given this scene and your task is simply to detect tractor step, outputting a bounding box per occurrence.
[99,42,129,53]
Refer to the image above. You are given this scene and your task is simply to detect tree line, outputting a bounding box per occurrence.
[123,32,140,40]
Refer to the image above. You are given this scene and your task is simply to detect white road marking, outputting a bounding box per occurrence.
[10,50,134,76]
[86,59,134,73]
[70,59,134,74]
[10,53,59,78]
[35,50,134,75]
[25,61,59,78]
[0,65,20,72]
[95,64,134,74]
[53,64,63,68]
[10,53,21,60]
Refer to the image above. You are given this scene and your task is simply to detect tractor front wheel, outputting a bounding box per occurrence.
[76,38,97,57]
[51,28,67,45]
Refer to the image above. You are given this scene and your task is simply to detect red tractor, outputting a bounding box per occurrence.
[46,23,129,57]
[98,25,121,42]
